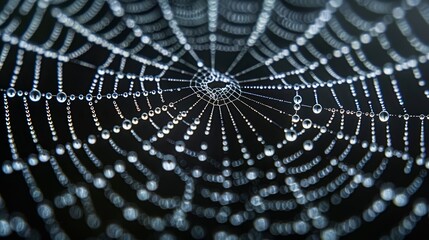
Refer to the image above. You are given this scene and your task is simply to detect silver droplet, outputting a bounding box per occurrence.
[29,89,42,102]
[56,92,67,103]
[379,110,389,122]
[285,129,297,142]
[312,104,322,114]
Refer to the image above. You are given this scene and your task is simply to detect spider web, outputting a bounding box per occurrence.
[0,0,429,239]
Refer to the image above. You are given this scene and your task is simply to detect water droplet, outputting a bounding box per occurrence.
[55,144,65,155]
[191,225,205,239]
[380,185,395,201]
[123,207,139,221]
[0,220,11,237]
[85,94,93,101]
[336,131,344,139]
[253,217,269,231]
[321,229,337,240]
[251,196,262,206]
[379,110,389,122]
[303,140,313,151]
[29,89,41,102]
[312,104,322,114]
[403,114,410,120]
[114,161,126,173]
[72,139,82,149]
[413,201,428,216]
[104,166,115,179]
[285,129,297,142]
[246,168,258,180]
[293,220,309,235]
[137,189,150,201]
[192,168,202,178]
[264,145,275,156]
[393,193,408,207]
[302,119,312,129]
[127,151,138,163]
[37,204,53,219]
[162,154,176,171]
[93,176,106,188]
[292,114,300,123]
[356,111,362,117]
[293,95,302,104]
[122,119,132,130]
[6,88,16,98]
[384,147,393,158]
[146,180,158,191]
[101,130,110,139]
[39,150,50,162]
[56,92,67,103]
[175,141,186,153]
[88,135,96,144]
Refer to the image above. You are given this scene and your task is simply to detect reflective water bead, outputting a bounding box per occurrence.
[55,144,65,155]
[293,95,302,104]
[312,104,322,114]
[303,140,313,151]
[246,168,258,180]
[292,114,300,123]
[122,119,132,130]
[146,180,158,191]
[378,110,389,122]
[393,193,408,207]
[264,145,275,157]
[162,154,176,171]
[6,88,16,98]
[87,135,96,144]
[0,219,11,237]
[101,130,110,139]
[127,151,138,163]
[137,189,150,201]
[285,129,297,142]
[413,200,428,216]
[123,207,139,221]
[104,166,115,179]
[302,119,312,129]
[29,89,42,102]
[175,141,186,153]
[253,217,269,231]
[56,92,67,103]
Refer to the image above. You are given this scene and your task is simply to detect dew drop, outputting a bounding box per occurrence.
[0,220,11,237]
[29,89,42,102]
[101,130,110,139]
[175,141,186,153]
[303,140,313,151]
[264,145,275,157]
[6,88,16,98]
[122,119,132,130]
[56,92,67,103]
[162,154,176,171]
[293,95,302,104]
[246,168,258,180]
[312,104,322,114]
[127,151,138,163]
[302,119,312,129]
[379,110,389,122]
[123,207,139,221]
[285,129,297,142]
[253,217,269,231]
[291,114,300,123]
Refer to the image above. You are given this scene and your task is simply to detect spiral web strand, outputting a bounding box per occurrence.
[0,0,429,239]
